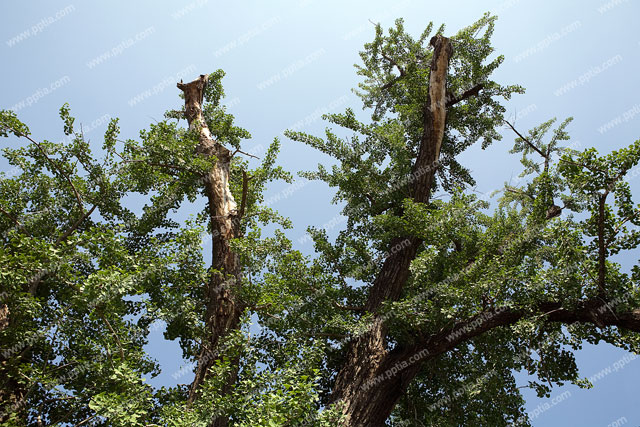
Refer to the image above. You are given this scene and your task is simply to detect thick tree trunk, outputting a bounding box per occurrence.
[1,297,28,423]
[178,75,243,427]
[0,371,25,425]
[331,36,453,426]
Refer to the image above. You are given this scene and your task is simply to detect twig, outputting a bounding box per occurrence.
[74,415,97,426]
[100,313,125,360]
[55,204,97,246]
[379,75,405,91]
[610,208,640,240]
[115,152,191,173]
[0,205,31,236]
[505,186,535,201]
[532,308,563,320]
[504,120,547,160]
[16,130,85,210]
[380,51,406,76]
[332,301,365,312]
[302,332,348,339]
[558,158,607,174]
[231,148,260,160]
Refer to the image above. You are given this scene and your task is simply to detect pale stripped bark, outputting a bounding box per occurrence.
[178,75,243,427]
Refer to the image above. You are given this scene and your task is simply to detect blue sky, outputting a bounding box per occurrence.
[2,0,640,425]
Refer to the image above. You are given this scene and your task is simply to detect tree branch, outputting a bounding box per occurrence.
[74,415,97,427]
[303,331,349,339]
[13,130,85,211]
[55,204,97,246]
[231,148,260,160]
[380,51,406,77]
[606,208,640,247]
[375,50,407,92]
[446,83,484,107]
[114,151,192,174]
[124,159,190,172]
[26,204,97,295]
[0,205,31,236]
[100,313,125,360]
[379,75,404,91]
[395,299,640,369]
[505,186,535,201]
[504,120,548,160]
[332,301,365,312]
[558,158,608,174]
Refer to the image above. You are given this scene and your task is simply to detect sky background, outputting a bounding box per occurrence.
[2,0,640,425]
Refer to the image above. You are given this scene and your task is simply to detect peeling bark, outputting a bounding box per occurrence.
[178,75,243,426]
[0,304,8,331]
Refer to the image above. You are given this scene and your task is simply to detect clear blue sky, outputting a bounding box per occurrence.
[2,1,640,425]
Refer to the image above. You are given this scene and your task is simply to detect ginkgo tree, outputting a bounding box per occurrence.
[1,13,640,427]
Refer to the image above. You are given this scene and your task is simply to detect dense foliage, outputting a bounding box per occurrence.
[1,13,639,427]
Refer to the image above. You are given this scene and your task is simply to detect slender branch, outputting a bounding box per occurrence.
[504,120,547,160]
[378,76,402,92]
[380,51,406,76]
[395,298,640,370]
[505,186,535,201]
[14,130,85,210]
[558,158,607,174]
[606,208,640,248]
[446,83,484,107]
[55,204,97,246]
[375,49,408,93]
[100,313,125,360]
[115,152,191,173]
[231,148,260,160]
[39,395,77,405]
[74,415,97,427]
[260,312,282,321]
[302,332,349,339]
[28,204,96,295]
[0,205,31,236]
[332,301,365,312]
[252,303,274,312]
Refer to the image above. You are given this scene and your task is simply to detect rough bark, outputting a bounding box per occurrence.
[0,304,8,331]
[331,35,453,426]
[0,387,25,425]
[178,75,243,426]
[0,303,26,424]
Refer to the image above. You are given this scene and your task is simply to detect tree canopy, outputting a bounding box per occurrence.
[1,13,639,427]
